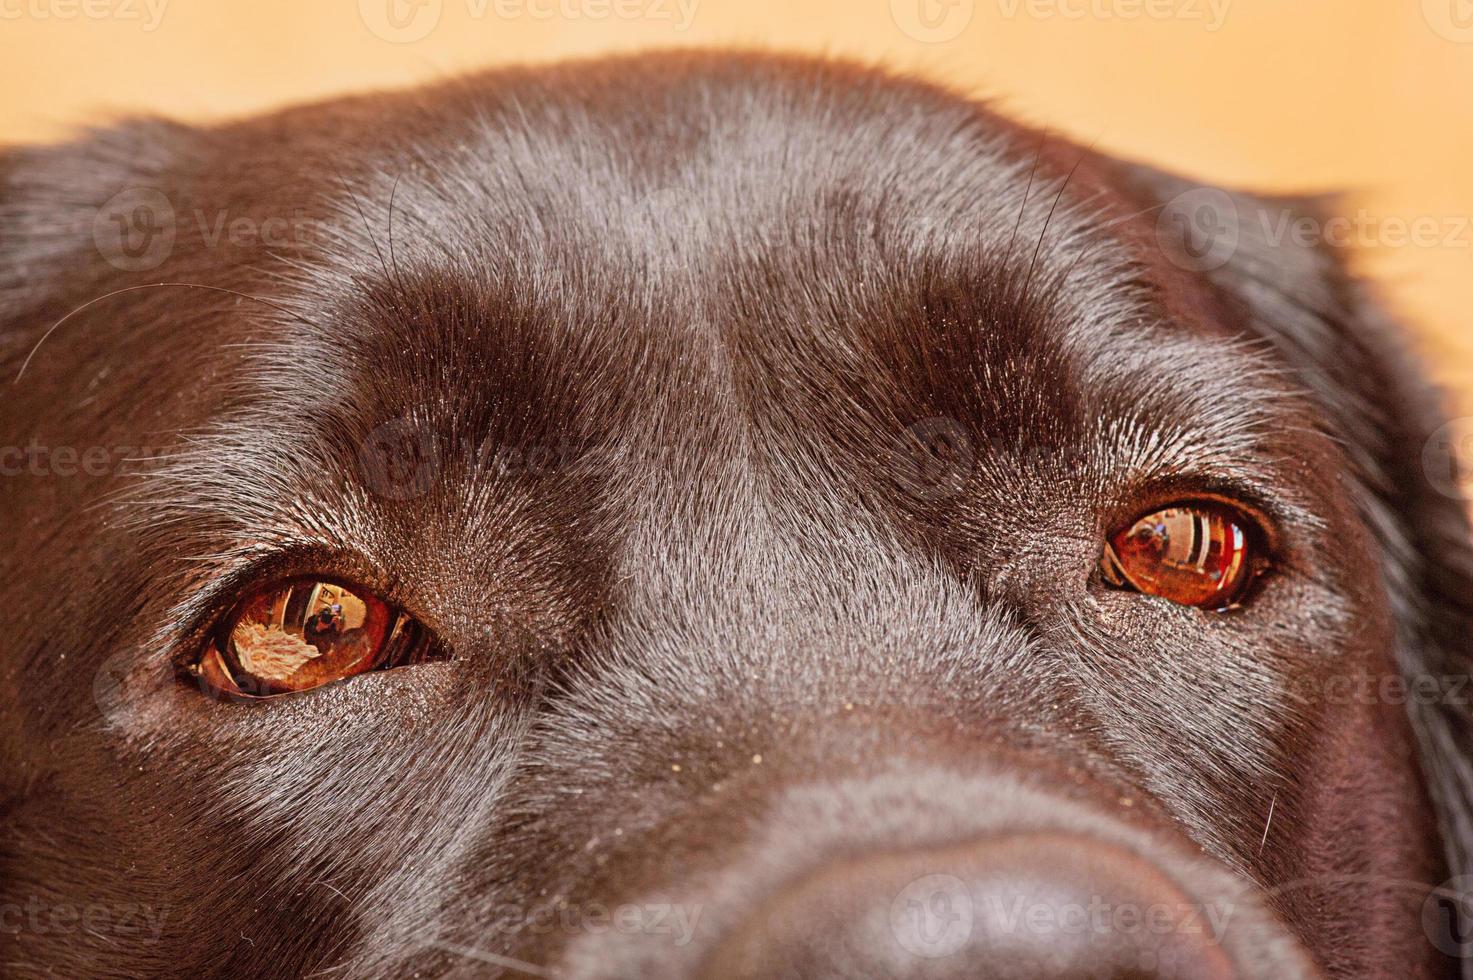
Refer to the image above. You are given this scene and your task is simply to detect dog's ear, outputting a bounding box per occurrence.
[0,119,212,415]
[1123,162,1473,958]
[0,120,197,336]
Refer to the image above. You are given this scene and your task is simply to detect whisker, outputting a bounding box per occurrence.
[388,171,405,286]
[334,169,392,285]
[1003,133,1047,269]
[421,941,554,978]
[13,282,321,384]
[1022,147,1092,307]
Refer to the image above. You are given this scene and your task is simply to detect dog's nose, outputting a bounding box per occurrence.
[703,832,1238,979]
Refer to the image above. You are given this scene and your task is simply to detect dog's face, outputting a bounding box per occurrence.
[3,53,1472,979]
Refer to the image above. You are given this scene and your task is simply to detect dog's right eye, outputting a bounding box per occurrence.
[1100,503,1267,611]
[187,579,440,699]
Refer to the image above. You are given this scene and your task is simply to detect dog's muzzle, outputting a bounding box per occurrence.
[708,833,1248,978]
[551,770,1322,980]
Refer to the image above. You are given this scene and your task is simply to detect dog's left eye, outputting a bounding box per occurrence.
[189,579,439,699]
[1100,503,1265,610]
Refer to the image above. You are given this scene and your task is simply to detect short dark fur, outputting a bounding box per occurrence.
[2,52,1471,978]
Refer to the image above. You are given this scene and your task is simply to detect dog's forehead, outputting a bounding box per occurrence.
[275,63,1257,454]
[138,61,1309,610]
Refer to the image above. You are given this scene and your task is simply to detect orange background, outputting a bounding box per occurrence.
[2,0,1471,408]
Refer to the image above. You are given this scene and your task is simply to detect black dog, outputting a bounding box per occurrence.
[3,52,1472,978]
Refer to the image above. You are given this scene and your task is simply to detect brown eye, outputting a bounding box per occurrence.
[1101,503,1265,610]
[191,580,437,699]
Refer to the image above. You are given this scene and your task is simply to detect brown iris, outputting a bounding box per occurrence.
[1101,503,1264,610]
[192,580,435,698]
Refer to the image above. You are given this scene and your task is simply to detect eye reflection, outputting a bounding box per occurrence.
[193,580,435,698]
[1101,503,1265,610]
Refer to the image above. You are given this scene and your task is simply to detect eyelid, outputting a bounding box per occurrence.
[172,545,361,629]
[1101,500,1270,611]
[1105,476,1290,563]
[189,576,442,699]
[163,544,428,674]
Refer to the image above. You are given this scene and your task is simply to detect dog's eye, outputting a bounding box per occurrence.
[190,580,437,699]
[1101,503,1264,610]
